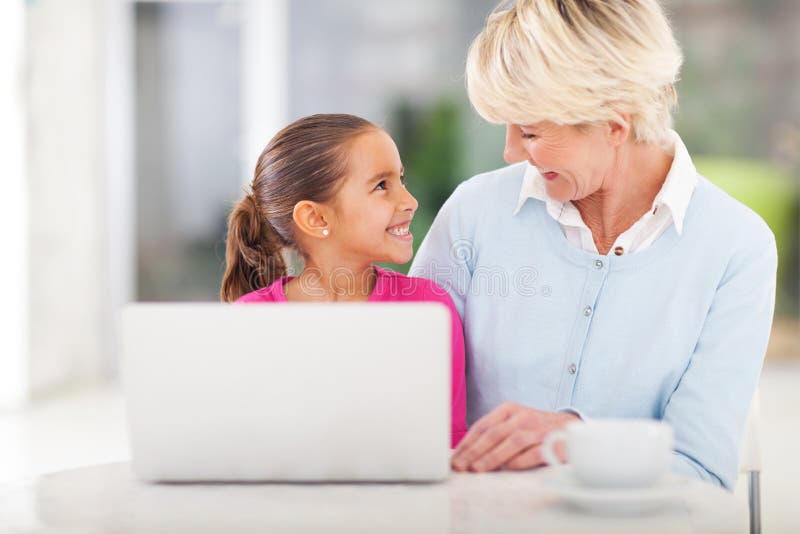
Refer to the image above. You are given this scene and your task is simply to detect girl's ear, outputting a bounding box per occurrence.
[292,201,332,239]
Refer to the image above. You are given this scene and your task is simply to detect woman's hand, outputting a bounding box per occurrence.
[451,403,579,472]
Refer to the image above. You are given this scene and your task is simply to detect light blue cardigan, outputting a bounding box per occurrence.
[410,161,776,489]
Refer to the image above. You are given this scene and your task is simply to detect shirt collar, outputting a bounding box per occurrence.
[652,130,698,235]
[512,130,698,235]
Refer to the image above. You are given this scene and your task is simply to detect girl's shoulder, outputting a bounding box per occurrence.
[235,277,290,303]
[374,266,453,305]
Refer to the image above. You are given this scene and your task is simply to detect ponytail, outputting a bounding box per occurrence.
[220,193,287,302]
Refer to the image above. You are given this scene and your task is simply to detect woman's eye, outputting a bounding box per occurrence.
[520,132,537,139]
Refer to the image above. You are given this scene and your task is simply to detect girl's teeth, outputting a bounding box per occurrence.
[388,226,409,236]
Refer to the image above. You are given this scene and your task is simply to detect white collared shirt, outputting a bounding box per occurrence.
[512,130,698,255]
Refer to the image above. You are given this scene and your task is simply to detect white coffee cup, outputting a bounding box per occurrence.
[541,418,674,489]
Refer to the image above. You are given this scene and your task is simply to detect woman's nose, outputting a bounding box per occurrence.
[503,124,528,164]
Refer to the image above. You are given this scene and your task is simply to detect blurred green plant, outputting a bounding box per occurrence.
[694,157,799,315]
[382,96,467,274]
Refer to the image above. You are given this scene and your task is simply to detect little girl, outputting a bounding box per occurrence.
[220,114,467,447]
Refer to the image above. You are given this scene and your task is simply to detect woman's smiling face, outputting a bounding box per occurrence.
[507,121,617,203]
[326,129,418,265]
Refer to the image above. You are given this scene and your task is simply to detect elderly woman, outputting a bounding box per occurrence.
[409,0,776,489]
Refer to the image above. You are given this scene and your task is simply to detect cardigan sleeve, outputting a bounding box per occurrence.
[664,235,777,489]
[409,184,476,320]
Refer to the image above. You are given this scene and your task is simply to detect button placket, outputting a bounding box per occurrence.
[555,258,608,408]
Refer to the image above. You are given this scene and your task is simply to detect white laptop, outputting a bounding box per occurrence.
[121,302,451,482]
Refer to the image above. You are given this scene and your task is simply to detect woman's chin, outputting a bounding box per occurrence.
[544,183,577,203]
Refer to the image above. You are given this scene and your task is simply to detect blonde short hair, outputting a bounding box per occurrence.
[466,0,683,147]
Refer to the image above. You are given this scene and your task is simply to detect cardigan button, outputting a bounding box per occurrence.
[594,259,603,269]
[568,363,577,375]
[614,246,625,256]
[583,306,592,317]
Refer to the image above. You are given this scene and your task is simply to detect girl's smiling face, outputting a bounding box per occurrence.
[325,129,418,265]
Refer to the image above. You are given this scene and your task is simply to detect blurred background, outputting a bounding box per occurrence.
[0,0,798,530]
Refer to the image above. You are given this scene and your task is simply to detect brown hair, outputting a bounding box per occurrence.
[220,114,377,302]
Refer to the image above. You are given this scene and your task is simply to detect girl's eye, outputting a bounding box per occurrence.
[375,175,407,191]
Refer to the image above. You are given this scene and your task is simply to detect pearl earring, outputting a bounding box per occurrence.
[322,229,330,236]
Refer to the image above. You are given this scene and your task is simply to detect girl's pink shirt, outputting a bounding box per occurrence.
[236,265,468,448]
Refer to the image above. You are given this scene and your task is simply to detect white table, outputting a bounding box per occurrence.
[0,462,744,533]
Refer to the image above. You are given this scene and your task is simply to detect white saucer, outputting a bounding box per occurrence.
[542,467,688,515]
